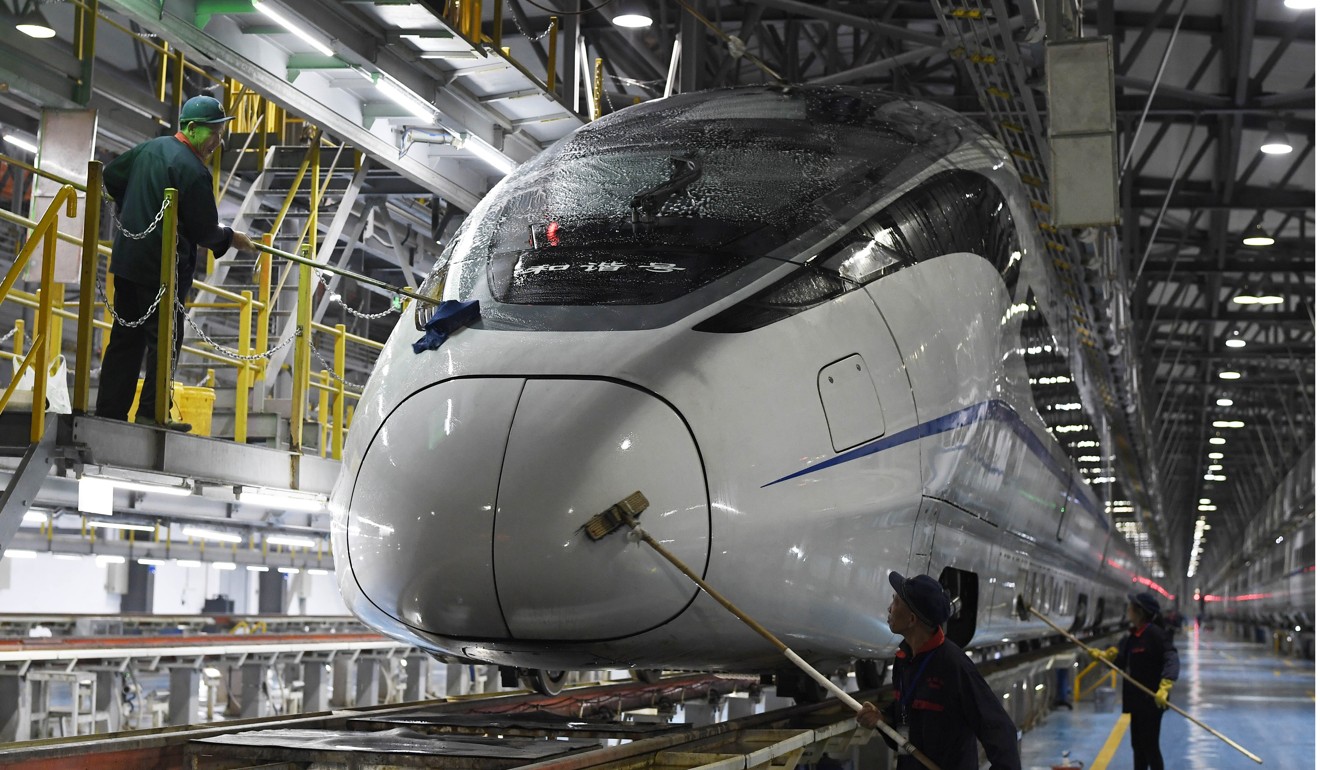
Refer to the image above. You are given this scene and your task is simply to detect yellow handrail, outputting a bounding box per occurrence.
[0,184,78,440]
[1073,659,1118,706]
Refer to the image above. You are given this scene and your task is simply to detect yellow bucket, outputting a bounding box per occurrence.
[128,379,215,437]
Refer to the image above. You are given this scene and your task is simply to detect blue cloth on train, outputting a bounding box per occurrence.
[412,300,479,353]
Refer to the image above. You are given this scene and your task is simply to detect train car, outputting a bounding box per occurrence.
[328,86,1160,695]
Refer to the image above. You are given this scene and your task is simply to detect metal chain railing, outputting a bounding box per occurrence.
[315,270,399,320]
[309,337,364,394]
[176,297,303,362]
[102,184,171,241]
[511,13,554,42]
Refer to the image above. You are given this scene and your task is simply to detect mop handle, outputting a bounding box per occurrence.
[625,517,941,770]
[1026,605,1261,764]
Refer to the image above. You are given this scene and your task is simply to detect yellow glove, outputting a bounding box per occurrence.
[1088,646,1118,663]
[1154,678,1174,709]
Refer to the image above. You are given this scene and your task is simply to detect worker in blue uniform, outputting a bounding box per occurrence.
[1089,591,1180,770]
[857,572,1021,770]
[95,95,255,430]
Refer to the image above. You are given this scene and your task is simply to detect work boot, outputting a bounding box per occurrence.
[134,414,192,432]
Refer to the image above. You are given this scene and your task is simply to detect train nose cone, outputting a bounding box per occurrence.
[345,378,524,638]
[345,377,710,643]
[493,379,710,640]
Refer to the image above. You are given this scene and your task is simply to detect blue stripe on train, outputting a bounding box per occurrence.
[761,399,1104,525]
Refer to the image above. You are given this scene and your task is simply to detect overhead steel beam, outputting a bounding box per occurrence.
[752,0,944,47]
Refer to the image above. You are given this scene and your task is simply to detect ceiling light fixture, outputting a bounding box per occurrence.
[611,0,653,27]
[1241,223,1275,247]
[1284,0,1316,8]
[1208,452,1224,459]
[1209,436,1227,445]
[252,0,333,56]
[1218,371,1241,380]
[1216,398,1233,406]
[5,549,37,559]
[14,2,55,38]
[1260,121,1293,154]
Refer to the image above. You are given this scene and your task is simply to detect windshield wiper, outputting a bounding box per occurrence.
[630,153,703,234]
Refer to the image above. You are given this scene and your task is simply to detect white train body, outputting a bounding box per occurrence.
[330,86,1155,673]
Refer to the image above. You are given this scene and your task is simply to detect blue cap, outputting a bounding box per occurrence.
[1128,591,1161,617]
[179,96,234,126]
[889,571,952,628]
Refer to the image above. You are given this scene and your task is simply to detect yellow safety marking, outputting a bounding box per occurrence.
[1046,241,1067,252]
[1022,175,1044,187]
[1011,149,1034,162]
[970,53,998,64]
[1307,689,1314,701]
[1038,222,1058,233]
[1274,670,1281,676]
[1090,713,1131,770]
[1030,200,1051,212]
[1000,121,1024,133]
[986,86,1012,99]
[952,8,985,18]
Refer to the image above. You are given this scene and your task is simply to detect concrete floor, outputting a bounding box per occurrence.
[1020,625,1315,769]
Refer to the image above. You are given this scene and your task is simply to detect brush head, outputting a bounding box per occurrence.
[582,491,650,541]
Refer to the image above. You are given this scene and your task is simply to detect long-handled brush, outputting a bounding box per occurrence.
[584,492,941,770]
[1017,597,1262,764]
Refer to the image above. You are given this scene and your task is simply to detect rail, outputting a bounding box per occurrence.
[0,157,426,457]
[1073,659,1118,706]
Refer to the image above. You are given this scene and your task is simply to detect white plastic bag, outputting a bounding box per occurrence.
[10,354,71,414]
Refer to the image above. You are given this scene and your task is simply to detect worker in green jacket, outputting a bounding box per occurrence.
[95,95,255,430]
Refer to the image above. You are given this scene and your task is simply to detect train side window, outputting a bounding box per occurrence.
[866,170,1020,282]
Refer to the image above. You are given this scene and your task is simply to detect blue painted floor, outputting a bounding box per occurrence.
[1021,625,1315,769]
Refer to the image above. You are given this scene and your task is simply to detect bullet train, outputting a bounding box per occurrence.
[329,85,1164,696]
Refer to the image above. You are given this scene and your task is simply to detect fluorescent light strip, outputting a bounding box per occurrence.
[266,534,318,548]
[246,565,270,572]
[277,567,301,574]
[88,520,157,532]
[3,134,38,153]
[459,133,516,175]
[103,478,194,497]
[239,490,326,513]
[181,526,243,544]
[95,555,126,565]
[175,559,202,568]
[374,77,436,120]
[212,562,237,571]
[5,549,37,559]
[306,568,331,575]
[252,0,334,56]
[138,558,169,566]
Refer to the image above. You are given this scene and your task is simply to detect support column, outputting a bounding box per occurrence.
[404,655,429,702]
[167,668,200,726]
[354,658,379,707]
[331,658,354,707]
[238,663,268,718]
[0,673,30,741]
[95,671,122,732]
[302,660,326,712]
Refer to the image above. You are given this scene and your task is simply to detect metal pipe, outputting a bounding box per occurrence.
[155,188,178,427]
[291,253,313,454]
[235,290,253,444]
[74,160,102,413]
[332,324,345,460]
[1121,0,1190,176]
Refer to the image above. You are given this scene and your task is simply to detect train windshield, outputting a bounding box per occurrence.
[449,88,964,308]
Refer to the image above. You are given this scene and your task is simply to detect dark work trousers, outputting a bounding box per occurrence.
[94,277,186,421]
[1128,701,1166,770]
